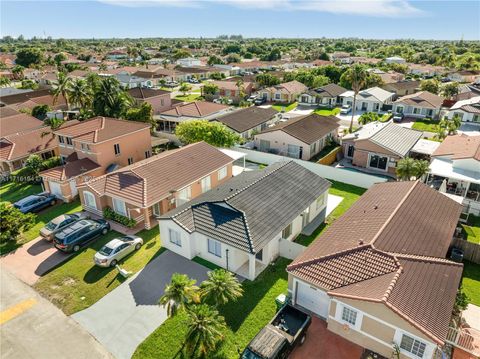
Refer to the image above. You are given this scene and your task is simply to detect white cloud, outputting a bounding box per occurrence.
[98,0,425,17]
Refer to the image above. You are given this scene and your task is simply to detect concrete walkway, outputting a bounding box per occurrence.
[0,267,112,359]
[72,250,210,359]
[326,194,343,217]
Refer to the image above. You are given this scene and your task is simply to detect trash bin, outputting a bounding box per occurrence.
[275,293,287,311]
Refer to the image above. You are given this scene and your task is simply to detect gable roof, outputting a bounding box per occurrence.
[383,80,421,91]
[216,106,277,133]
[54,117,150,144]
[450,96,480,114]
[0,113,43,137]
[39,158,100,181]
[258,113,340,145]
[341,87,395,103]
[264,80,307,95]
[311,83,347,97]
[394,91,444,109]
[0,127,58,161]
[210,80,253,91]
[162,161,330,253]
[367,122,422,157]
[0,106,20,118]
[432,134,480,161]
[288,181,463,345]
[79,141,233,208]
[128,87,170,99]
[0,88,51,106]
[159,101,229,118]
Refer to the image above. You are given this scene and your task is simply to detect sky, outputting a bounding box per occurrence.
[1,0,479,40]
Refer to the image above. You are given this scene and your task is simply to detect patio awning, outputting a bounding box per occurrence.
[411,139,440,155]
[220,148,247,161]
[430,158,480,184]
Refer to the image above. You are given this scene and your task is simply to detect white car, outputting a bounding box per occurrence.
[94,235,143,267]
[340,105,352,115]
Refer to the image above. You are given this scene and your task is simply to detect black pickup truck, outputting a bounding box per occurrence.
[241,304,312,359]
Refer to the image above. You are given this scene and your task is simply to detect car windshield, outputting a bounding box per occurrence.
[45,221,57,231]
[99,246,114,256]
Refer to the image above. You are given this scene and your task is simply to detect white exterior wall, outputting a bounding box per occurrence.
[447,109,480,125]
[454,158,480,172]
[393,103,440,118]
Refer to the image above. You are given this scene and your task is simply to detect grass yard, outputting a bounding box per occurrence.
[272,102,298,112]
[462,261,480,306]
[314,107,340,116]
[295,181,366,246]
[133,257,291,359]
[380,113,392,122]
[175,93,202,102]
[411,118,439,132]
[34,227,163,315]
[461,215,480,244]
[0,181,42,204]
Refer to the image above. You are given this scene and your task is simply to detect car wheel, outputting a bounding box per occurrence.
[135,243,141,250]
[101,228,108,235]
[110,259,117,267]
[300,334,306,345]
[73,245,80,252]
[50,200,56,206]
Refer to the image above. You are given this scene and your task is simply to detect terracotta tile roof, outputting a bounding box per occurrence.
[265,80,308,95]
[432,134,480,161]
[159,101,229,118]
[384,80,421,91]
[0,106,20,118]
[80,141,233,207]
[394,91,444,109]
[0,113,43,137]
[287,181,463,344]
[216,106,277,133]
[211,80,253,91]
[54,117,150,144]
[258,113,340,144]
[0,127,58,161]
[0,88,52,106]
[128,87,170,99]
[39,158,100,181]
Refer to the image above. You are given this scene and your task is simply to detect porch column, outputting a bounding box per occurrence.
[248,253,256,281]
[143,207,151,229]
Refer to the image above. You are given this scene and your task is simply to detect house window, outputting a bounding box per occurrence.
[128,157,134,165]
[207,238,222,257]
[81,143,90,151]
[396,106,404,114]
[145,150,151,158]
[310,142,317,154]
[454,112,464,120]
[177,186,191,206]
[83,191,97,209]
[169,229,181,247]
[413,107,420,114]
[426,109,433,117]
[112,198,127,217]
[275,93,281,100]
[347,144,355,158]
[114,143,121,156]
[400,334,427,358]
[316,193,325,210]
[301,95,309,103]
[218,166,227,181]
[287,144,301,159]
[259,139,270,152]
[341,306,358,326]
[373,103,380,111]
[153,202,161,216]
[201,176,211,193]
[473,115,480,123]
[282,223,292,239]
[369,154,388,170]
[58,136,65,144]
[66,137,73,146]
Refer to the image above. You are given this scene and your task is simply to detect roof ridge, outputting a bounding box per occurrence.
[381,267,403,302]
[392,252,464,266]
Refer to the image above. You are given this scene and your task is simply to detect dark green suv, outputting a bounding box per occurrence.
[54,219,110,253]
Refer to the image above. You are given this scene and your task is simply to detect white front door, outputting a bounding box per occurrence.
[69,181,78,197]
[49,181,63,199]
[295,280,330,318]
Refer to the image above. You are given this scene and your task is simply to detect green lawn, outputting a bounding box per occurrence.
[192,256,222,271]
[0,181,42,204]
[462,261,480,306]
[295,181,367,246]
[175,93,202,102]
[411,118,439,132]
[272,102,298,112]
[461,215,480,244]
[34,227,163,315]
[380,113,392,122]
[314,107,340,116]
[133,257,290,359]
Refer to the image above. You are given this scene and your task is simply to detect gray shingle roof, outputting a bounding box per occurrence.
[370,122,422,157]
[161,161,331,253]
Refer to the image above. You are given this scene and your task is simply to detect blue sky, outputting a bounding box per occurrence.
[1,0,479,40]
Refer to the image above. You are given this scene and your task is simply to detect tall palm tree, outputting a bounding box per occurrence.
[200,269,243,306]
[52,71,72,110]
[158,273,199,318]
[396,157,416,181]
[343,64,369,132]
[92,77,132,118]
[68,78,92,110]
[182,304,226,358]
[413,159,430,181]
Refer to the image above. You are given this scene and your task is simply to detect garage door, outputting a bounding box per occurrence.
[295,280,330,318]
[69,181,78,198]
[49,181,63,199]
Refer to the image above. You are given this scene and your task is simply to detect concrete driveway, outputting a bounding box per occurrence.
[0,237,71,285]
[0,267,112,359]
[72,250,210,359]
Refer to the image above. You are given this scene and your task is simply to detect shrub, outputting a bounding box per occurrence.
[0,203,35,243]
[103,206,137,228]
[42,156,62,170]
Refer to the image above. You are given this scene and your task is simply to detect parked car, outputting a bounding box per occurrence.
[241,304,311,359]
[340,105,351,115]
[54,219,110,253]
[392,112,404,123]
[213,98,233,105]
[450,248,464,262]
[13,193,57,214]
[165,81,179,87]
[94,235,143,267]
[188,78,199,84]
[254,97,266,106]
[247,95,258,102]
[40,212,90,241]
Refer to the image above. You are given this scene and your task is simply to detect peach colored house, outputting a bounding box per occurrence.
[128,87,172,116]
[77,141,234,232]
[40,117,151,202]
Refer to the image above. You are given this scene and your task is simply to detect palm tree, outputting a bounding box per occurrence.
[413,159,430,180]
[158,273,199,318]
[68,78,92,109]
[182,304,226,358]
[92,77,132,118]
[52,72,72,110]
[343,64,369,132]
[396,157,417,181]
[200,269,243,306]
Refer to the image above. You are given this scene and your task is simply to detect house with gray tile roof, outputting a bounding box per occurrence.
[298,83,348,107]
[158,161,331,280]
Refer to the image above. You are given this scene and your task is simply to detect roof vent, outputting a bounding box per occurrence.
[373,205,378,210]
[358,240,364,245]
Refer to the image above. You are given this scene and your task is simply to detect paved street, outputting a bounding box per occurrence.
[0,267,112,359]
[72,250,210,359]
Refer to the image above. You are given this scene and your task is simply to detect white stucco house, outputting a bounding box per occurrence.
[447,96,480,126]
[158,161,331,280]
[340,87,395,112]
[176,57,203,67]
[392,91,444,119]
[385,56,406,64]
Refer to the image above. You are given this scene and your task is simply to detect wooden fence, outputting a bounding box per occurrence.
[317,146,342,166]
[452,238,480,264]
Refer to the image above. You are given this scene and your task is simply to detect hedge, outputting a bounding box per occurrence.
[103,206,137,228]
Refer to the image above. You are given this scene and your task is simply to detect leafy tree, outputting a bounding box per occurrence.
[222,44,242,55]
[453,287,469,316]
[54,52,68,66]
[358,112,381,125]
[52,72,72,109]
[200,269,243,307]
[175,120,241,147]
[420,79,440,94]
[226,53,241,64]
[179,82,192,96]
[256,73,280,87]
[0,203,35,244]
[396,158,430,180]
[158,273,200,318]
[0,76,11,87]
[312,75,330,88]
[124,102,154,128]
[209,72,225,80]
[263,48,281,61]
[15,48,44,67]
[413,159,430,180]
[202,83,219,96]
[441,82,459,99]
[25,154,44,176]
[31,104,51,120]
[92,77,132,118]
[20,79,38,90]
[207,55,224,66]
[340,64,369,132]
[12,65,25,80]
[173,49,191,60]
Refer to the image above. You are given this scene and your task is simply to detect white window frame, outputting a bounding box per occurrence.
[169,228,181,247]
[282,223,292,239]
[368,153,389,172]
[176,186,191,206]
[218,166,227,181]
[112,198,128,217]
[341,306,358,326]
[335,303,362,331]
[207,238,222,257]
[397,332,428,359]
[153,202,161,216]
[201,176,211,193]
[316,193,326,210]
[83,191,97,210]
[66,137,73,146]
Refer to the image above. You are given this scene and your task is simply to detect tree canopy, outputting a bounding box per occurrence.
[175,120,241,147]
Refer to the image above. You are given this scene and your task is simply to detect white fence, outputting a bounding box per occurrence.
[279,238,306,260]
[234,148,388,189]
[446,326,480,356]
